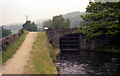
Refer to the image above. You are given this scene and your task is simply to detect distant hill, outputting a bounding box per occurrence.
[63,11,86,27]
[63,11,85,19]
[94,0,120,2]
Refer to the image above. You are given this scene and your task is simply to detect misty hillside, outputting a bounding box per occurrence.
[94,0,120,2]
[63,11,86,27]
[63,11,85,19]
[2,11,86,33]
[33,19,49,28]
[3,24,22,34]
[2,19,47,34]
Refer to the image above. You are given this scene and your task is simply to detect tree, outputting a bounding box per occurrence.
[0,27,12,38]
[51,15,70,28]
[42,15,70,30]
[30,22,37,31]
[22,21,37,31]
[79,1,120,40]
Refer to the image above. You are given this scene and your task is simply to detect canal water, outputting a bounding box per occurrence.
[56,50,120,75]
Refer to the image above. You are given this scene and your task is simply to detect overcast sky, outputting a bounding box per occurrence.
[0,0,93,25]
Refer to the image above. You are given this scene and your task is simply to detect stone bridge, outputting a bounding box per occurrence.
[46,28,109,51]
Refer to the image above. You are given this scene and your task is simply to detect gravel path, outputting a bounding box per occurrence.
[2,32,38,74]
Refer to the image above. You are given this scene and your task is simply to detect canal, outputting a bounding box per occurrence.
[56,50,120,75]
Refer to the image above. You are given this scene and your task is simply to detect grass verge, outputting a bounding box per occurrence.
[49,43,60,74]
[2,30,29,63]
[49,43,56,63]
[25,32,57,74]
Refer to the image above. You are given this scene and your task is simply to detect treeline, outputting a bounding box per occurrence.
[77,1,120,49]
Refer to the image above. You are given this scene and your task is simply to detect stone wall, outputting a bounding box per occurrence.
[78,34,109,50]
[1,29,24,50]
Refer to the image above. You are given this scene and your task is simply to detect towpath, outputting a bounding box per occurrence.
[2,32,38,74]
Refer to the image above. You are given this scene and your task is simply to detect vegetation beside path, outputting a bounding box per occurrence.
[49,43,60,73]
[2,30,29,63]
[25,32,57,74]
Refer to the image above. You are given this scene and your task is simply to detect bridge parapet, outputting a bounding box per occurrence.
[1,29,24,50]
[46,28,78,47]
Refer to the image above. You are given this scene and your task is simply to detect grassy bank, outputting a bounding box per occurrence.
[2,30,29,63]
[25,32,57,74]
